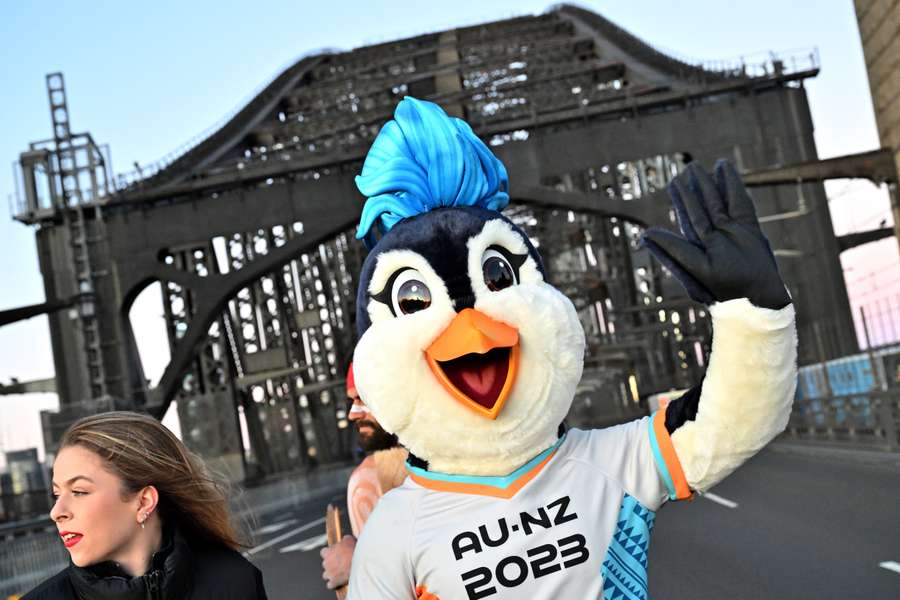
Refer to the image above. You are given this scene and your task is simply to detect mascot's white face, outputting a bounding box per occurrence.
[353,218,585,476]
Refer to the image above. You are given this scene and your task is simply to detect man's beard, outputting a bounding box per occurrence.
[355,419,399,452]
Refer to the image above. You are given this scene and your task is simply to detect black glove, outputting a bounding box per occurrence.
[641,160,791,310]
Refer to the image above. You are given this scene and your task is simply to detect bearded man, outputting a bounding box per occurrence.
[321,364,408,591]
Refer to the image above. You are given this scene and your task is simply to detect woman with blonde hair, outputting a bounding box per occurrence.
[23,411,268,599]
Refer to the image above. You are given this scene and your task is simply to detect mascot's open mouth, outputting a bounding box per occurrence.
[425,309,519,419]
[436,347,511,411]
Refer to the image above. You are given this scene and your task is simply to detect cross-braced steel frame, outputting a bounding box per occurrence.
[16,5,857,480]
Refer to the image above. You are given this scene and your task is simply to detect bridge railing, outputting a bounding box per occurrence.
[785,389,900,451]
[0,517,68,599]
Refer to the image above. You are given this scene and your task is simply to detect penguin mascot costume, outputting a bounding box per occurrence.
[348,97,797,600]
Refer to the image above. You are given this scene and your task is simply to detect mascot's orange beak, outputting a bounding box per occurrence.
[425,308,520,419]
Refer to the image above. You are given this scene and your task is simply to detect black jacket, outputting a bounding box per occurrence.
[22,527,267,600]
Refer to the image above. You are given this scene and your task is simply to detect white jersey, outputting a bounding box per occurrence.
[348,412,690,600]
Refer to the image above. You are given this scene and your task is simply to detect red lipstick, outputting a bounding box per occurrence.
[59,531,83,548]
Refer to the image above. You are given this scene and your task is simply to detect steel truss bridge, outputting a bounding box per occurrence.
[12,4,877,481]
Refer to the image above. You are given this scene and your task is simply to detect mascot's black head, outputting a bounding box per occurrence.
[356,206,545,334]
[351,98,585,476]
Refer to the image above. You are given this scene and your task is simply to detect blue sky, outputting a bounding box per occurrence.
[0,0,896,457]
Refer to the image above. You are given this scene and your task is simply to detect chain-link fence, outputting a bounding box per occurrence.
[786,389,900,451]
[0,519,68,598]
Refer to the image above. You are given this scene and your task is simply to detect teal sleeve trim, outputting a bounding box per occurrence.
[647,411,677,501]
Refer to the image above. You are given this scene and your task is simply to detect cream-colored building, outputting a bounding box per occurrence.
[855,0,900,248]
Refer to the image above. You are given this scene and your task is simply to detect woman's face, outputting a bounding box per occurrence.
[51,445,142,568]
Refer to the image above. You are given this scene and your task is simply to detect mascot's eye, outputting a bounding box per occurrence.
[482,249,517,291]
[391,269,432,315]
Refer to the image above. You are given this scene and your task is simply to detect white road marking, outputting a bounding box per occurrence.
[701,492,739,509]
[279,533,328,553]
[879,561,900,574]
[245,517,326,556]
[256,518,299,535]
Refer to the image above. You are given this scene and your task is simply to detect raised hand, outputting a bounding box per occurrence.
[641,160,791,310]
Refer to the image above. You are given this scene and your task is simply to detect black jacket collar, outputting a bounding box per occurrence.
[67,526,192,600]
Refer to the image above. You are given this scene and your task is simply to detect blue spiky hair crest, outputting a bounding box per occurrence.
[355,97,509,247]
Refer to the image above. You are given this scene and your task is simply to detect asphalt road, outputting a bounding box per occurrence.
[247,446,900,600]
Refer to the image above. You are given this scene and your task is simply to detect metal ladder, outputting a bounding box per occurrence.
[46,73,109,399]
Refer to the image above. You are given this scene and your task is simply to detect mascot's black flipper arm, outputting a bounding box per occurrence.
[644,161,797,492]
[663,384,701,434]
